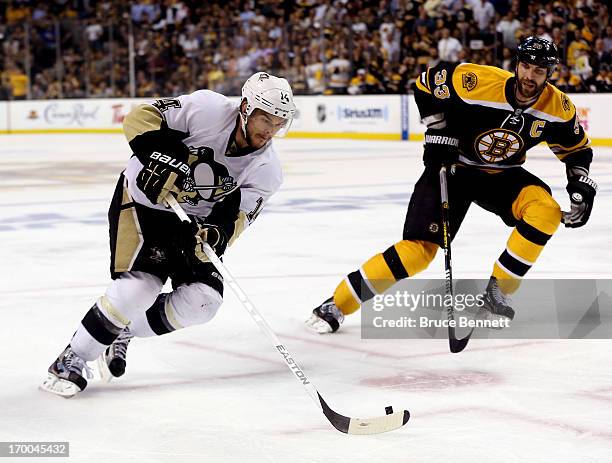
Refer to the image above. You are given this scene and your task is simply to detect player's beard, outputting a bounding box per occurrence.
[516,78,545,100]
[246,129,269,150]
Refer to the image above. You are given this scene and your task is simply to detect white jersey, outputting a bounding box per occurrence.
[124,90,283,230]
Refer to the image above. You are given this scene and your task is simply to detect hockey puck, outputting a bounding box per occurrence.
[385,406,393,415]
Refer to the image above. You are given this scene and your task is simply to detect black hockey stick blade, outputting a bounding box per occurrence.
[317,393,410,435]
[449,328,474,353]
[164,194,411,433]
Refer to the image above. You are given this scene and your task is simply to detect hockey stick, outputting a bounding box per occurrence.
[439,165,473,353]
[165,195,410,435]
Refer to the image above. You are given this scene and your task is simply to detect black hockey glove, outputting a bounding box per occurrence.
[194,223,228,260]
[562,175,597,228]
[423,130,460,169]
[177,219,228,265]
[136,150,191,205]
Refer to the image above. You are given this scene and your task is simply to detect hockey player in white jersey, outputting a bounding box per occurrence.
[41,72,296,397]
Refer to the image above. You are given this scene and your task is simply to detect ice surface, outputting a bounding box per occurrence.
[0,135,611,462]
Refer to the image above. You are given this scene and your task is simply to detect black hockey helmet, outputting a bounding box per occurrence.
[516,36,559,77]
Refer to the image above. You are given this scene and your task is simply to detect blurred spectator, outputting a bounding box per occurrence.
[593,38,612,73]
[0,0,609,100]
[179,29,200,59]
[501,47,513,71]
[131,2,159,24]
[593,67,611,92]
[1,62,28,99]
[326,53,351,95]
[604,25,612,52]
[567,30,591,68]
[438,28,463,62]
[31,3,49,21]
[5,1,31,24]
[85,19,104,51]
[305,54,325,94]
[153,0,189,31]
[348,68,385,95]
[573,49,593,83]
[556,66,584,93]
[470,0,495,32]
[536,25,553,44]
[497,10,521,49]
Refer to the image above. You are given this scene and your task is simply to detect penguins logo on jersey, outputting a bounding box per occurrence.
[178,146,237,205]
[474,129,524,163]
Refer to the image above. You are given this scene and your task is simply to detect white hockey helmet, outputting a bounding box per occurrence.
[241,72,296,137]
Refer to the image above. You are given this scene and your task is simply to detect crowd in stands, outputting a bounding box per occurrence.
[1,0,610,100]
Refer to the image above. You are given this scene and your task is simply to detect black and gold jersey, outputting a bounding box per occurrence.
[413,62,593,173]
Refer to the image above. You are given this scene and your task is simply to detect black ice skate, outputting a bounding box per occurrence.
[97,327,133,382]
[40,345,93,398]
[305,297,345,333]
[479,277,516,326]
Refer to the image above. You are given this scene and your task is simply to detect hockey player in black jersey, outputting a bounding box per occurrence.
[307,37,597,334]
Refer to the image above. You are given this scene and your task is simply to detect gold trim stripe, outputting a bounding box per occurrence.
[164,298,184,331]
[123,104,163,142]
[415,76,431,95]
[228,211,249,247]
[548,133,590,152]
[98,295,131,326]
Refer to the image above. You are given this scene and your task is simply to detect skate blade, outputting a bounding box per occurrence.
[305,313,333,334]
[39,374,81,398]
[96,355,114,383]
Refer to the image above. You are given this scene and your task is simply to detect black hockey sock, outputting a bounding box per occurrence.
[145,294,177,336]
[81,303,125,345]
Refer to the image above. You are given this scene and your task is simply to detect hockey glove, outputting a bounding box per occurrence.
[423,130,460,169]
[562,175,597,228]
[136,150,191,205]
[194,223,228,261]
[177,220,228,265]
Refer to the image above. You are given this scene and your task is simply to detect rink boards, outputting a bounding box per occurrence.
[1,93,611,145]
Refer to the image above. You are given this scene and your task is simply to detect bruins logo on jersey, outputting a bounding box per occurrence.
[474,129,524,163]
[561,93,571,112]
[462,72,477,91]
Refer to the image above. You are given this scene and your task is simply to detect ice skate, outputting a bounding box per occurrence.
[305,297,345,333]
[97,327,133,382]
[478,277,516,327]
[40,345,93,398]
